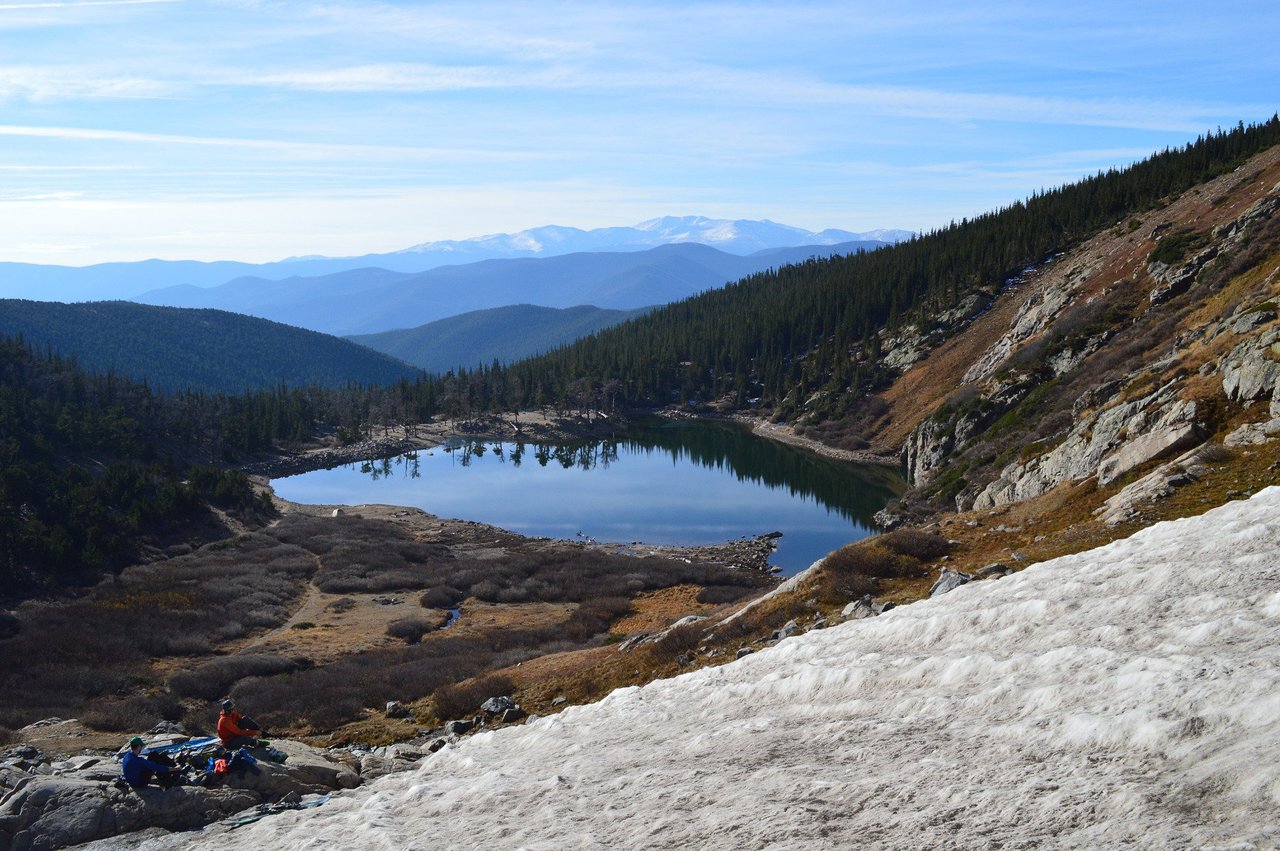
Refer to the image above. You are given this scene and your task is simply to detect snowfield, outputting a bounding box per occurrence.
[143,489,1280,849]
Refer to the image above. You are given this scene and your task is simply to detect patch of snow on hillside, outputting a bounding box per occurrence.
[137,490,1280,849]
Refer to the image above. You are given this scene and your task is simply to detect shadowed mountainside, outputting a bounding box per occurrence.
[0,299,422,393]
[347,304,653,373]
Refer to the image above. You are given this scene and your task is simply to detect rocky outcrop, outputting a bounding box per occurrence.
[882,326,930,371]
[904,416,953,485]
[0,740,359,851]
[963,262,1082,385]
[1148,245,1218,305]
[1095,405,1203,486]
[971,383,1204,510]
[1221,327,1280,402]
[1149,190,1278,306]
[936,293,985,327]
[1093,443,1215,525]
[905,401,999,486]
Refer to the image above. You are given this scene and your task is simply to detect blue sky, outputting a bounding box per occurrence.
[1,0,1276,265]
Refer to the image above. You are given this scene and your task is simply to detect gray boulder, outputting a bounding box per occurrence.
[0,776,261,851]
[977,563,1013,578]
[1096,409,1203,486]
[1232,307,1275,334]
[771,619,800,641]
[479,696,517,717]
[841,595,877,620]
[444,719,474,736]
[1225,419,1280,446]
[929,569,974,598]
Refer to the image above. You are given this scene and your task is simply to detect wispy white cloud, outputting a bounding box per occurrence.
[245,63,546,93]
[286,0,598,62]
[0,65,176,100]
[0,190,83,200]
[0,123,552,162]
[1,0,1276,263]
[0,0,176,9]
[0,163,140,170]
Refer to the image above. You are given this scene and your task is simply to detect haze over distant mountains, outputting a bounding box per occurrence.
[0,217,910,304]
[135,240,892,336]
[383,216,911,261]
[348,305,652,375]
[0,216,907,382]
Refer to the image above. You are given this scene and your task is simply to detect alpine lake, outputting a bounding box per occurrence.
[272,417,907,576]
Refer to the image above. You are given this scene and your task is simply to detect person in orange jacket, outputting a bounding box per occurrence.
[217,699,262,749]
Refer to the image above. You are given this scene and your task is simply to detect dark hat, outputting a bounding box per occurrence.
[221,699,235,711]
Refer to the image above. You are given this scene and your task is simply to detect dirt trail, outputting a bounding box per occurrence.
[238,570,323,655]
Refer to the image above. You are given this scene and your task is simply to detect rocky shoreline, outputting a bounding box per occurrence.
[730,415,900,467]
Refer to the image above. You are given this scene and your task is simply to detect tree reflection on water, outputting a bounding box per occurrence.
[353,418,903,528]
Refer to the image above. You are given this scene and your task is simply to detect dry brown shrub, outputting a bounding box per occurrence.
[386,615,445,644]
[432,673,515,721]
[823,542,913,579]
[169,654,302,700]
[878,529,952,561]
[80,692,184,733]
[419,586,465,609]
[696,585,758,605]
[638,622,705,663]
[812,570,881,606]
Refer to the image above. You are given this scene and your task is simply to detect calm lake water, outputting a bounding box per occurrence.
[273,418,906,575]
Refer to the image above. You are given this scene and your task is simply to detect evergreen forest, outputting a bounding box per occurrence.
[0,300,422,394]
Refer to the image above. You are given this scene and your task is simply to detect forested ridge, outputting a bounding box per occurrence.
[0,300,422,394]
[348,304,652,374]
[0,338,264,589]
[0,336,434,591]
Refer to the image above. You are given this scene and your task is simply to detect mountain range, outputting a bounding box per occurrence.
[134,240,887,336]
[347,304,652,374]
[0,217,910,303]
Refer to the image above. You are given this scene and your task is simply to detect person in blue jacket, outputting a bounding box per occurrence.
[121,736,183,788]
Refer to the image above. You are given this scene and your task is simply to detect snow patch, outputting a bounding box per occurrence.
[129,489,1280,850]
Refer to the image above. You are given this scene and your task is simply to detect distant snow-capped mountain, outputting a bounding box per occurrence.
[1,217,910,303]
[392,216,912,260]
